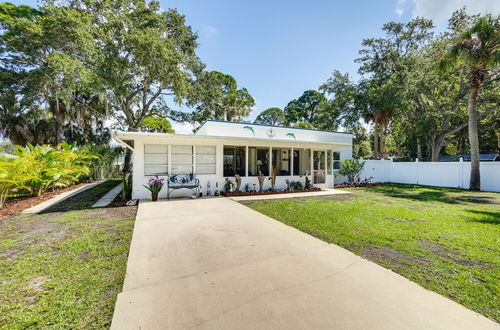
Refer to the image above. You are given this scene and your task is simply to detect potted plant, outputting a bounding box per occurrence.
[144,176,164,201]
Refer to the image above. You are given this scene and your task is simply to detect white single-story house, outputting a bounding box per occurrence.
[113,120,353,200]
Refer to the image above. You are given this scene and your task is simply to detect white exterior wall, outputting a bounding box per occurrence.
[126,134,350,199]
[197,121,353,145]
[360,159,500,192]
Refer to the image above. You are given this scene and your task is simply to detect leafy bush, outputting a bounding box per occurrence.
[289,181,304,191]
[0,142,102,207]
[121,172,132,200]
[338,159,365,184]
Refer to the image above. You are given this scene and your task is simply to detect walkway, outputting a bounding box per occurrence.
[228,188,349,201]
[111,198,497,330]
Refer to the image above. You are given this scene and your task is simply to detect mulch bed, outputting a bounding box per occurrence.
[0,182,93,220]
[108,194,131,208]
[222,187,322,197]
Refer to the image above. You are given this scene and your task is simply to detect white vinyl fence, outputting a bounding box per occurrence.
[358,158,500,192]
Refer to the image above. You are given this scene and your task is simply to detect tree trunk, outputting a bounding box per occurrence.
[373,123,379,158]
[416,138,422,160]
[431,143,442,162]
[380,124,385,159]
[468,84,480,190]
[52,101,62,146]
[123,149,133,173]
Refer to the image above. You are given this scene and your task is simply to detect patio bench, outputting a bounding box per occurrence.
[167,173,199,199]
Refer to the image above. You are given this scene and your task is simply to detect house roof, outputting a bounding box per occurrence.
[112,130,351,150]
[461,154,499,161]
[437,154,500,161]
[198,120,353,135]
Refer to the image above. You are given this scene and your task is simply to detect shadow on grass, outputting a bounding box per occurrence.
[465,209,500,225]
[369,184,498,205]
[41,180,121,213]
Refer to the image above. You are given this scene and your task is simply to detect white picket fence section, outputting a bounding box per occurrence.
[358,158,500,192]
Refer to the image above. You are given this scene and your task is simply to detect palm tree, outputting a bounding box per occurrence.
[439,14,500,190]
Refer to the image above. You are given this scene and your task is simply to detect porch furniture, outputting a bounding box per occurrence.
[167,173,199,200]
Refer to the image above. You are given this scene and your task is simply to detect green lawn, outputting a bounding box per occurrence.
[0,180,136,328]
[245,184,500,322]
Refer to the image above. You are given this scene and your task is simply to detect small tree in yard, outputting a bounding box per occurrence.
[338,159,365,184]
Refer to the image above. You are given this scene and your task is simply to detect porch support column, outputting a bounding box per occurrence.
[245,146,249,177]
[193,145,197,175]
[269,146,272,176]
[310,148,313,178]
[291,147,294,176]
[168,144,172,175]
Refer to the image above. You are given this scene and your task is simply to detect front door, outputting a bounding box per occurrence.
[313,150,326,187]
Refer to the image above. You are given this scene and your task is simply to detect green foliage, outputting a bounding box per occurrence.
[189,71,254,125]
[121,173,132,200]
[284,90,332,129]
[437,12,499,189]
[319,10,499,162]
[0,142,105,206]
[293,121,315,129]
[224,178,234,192]
[352,125,372,158]
[338,159,365,184]
[141,116,175,133]
[289,181,304,191]
[0,0,254,143]
[254,107,285,126]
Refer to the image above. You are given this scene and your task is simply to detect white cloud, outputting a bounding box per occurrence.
[172,122,195,134]
[395,0,407,16]
[199,25,219,39]
[407,0,500,24]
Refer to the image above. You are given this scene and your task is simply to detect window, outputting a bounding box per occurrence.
[223,146,245,177]
[171,145,193,175]
[292,149,311,176]
[144,144,168,176]
[332,151,340,170]
[196,146,216,174]
[248,147,269,176]
[272,148,291,176]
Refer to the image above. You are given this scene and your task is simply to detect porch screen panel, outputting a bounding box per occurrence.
[144,144,168,175]
[292,149,311,176]
[223,146,245,177]
[272,148,291,176]
[196,146,216,174]
[248,147,269,176]
[171,145,193,175]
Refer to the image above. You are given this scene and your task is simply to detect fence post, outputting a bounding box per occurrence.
[415,158,419,185]
[459,157,464,189]
[388,157,393,183]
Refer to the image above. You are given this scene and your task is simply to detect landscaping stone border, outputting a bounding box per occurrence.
[22,180,107,214]
[92,184,122,208]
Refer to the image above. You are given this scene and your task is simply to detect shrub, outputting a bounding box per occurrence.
[121,172,132,200]
[338,159,365,184]
[289,181,304,191]
[0,142,102,207]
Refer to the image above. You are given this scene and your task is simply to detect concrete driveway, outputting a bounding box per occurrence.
[111,198,497,330]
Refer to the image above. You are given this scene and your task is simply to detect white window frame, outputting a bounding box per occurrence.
[144,144,168,176]
[195,145,216,175]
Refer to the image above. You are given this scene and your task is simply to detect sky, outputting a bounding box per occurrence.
[9,0,500,133]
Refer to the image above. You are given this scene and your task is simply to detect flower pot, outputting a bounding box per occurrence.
[151,193,158,201]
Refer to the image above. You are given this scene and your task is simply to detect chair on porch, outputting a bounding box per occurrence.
[167,173,200,200]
